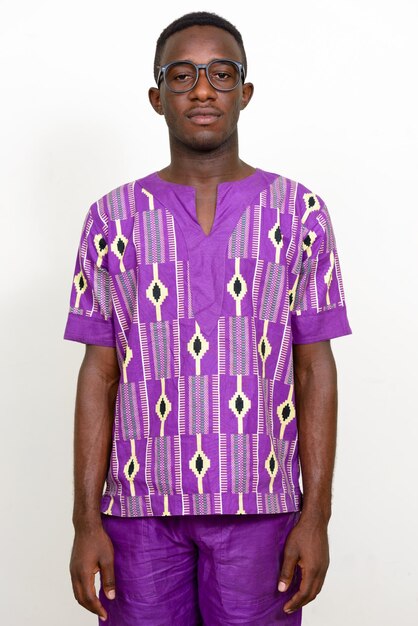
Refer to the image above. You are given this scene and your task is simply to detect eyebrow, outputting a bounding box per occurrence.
[159,57,241,66]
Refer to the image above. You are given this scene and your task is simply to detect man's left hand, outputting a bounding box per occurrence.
[277,513,330,614]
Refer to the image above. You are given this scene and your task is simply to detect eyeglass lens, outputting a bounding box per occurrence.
[165,61,240,92]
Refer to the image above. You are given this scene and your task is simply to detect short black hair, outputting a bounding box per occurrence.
[153,11,247,84]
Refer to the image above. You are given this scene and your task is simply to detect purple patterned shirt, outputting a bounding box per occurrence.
[64,168,351,517]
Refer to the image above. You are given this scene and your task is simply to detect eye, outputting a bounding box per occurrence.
[213,71,232,81]
[209,62,239,86]
[173,71,193,82]
[166,63,196,85]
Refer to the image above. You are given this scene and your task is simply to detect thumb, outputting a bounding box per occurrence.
[100,557,116,600]
[278,547,298,592]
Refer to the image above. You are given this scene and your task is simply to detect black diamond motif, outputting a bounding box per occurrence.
[269,455,275,473]
[159,398,166,417]
[152,282,161,302]
[195,454,204,474]
[117,238,125,255]
[233,277,242,296]
[308,196,315,208]
[98,237,106,251]
[304,234,312,247]
[274,226,282,245]
[235,395,244,415]
[289,292,294,306]
[78,276,85,290]
[127,459,135,478]
[193,336,202,356]
[281,403,291,421]
[260,338,266,358]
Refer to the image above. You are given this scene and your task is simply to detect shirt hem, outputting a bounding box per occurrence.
[100,490,303,517]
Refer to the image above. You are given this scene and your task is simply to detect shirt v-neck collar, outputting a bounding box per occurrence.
[136,167,278,336]
[138,168,270,240]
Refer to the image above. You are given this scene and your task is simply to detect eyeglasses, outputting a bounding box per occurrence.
[156,58,246,93]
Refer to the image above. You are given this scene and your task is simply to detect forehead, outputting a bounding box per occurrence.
[160,25,243,65]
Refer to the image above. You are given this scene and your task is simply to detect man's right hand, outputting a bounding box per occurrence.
[70,522,116,622]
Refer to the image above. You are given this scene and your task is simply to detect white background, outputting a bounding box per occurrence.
[1,0,417,624]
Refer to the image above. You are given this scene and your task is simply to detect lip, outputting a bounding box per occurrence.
[188,114,220,125]
[186,108,222,125]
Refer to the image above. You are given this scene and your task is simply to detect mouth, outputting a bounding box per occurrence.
[187,109,222,125]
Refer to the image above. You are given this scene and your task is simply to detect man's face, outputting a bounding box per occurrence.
[149,25,254,152]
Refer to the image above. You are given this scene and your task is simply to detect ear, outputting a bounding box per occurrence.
[240,82,254,110]
[148,87,164,115]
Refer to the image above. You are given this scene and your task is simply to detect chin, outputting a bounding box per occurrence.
[184,130,232,152]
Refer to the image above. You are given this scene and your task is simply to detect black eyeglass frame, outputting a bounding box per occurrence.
[156,58,246,93]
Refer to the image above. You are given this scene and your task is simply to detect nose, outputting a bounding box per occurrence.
[189,67,216,99]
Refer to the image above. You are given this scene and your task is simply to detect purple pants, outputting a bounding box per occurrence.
[99,511,303,625]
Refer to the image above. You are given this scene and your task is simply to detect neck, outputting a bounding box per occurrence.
[158,130,255,187]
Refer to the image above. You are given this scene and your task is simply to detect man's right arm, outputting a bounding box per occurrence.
[69,344,120,623]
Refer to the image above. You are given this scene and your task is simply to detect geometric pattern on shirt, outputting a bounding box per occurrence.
[114,268,137,323]
[189,433,211,496]
[187,322,209,375]
[94,233,108,267]
[65,172,350,518]
[111,221,128,273]
[227,265,248,308]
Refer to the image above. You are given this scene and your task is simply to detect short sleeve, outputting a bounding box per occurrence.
[63,202,116,347]
[290,186,352,344]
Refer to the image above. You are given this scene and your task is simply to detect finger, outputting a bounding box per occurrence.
[100,556,116,601]
[278,547,299,592]
[72,569,108,622]
[283,567,322,613]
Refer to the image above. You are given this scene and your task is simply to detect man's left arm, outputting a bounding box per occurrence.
[278,339,337,615]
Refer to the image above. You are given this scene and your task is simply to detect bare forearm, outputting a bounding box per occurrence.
[293,341,337,523]
[72,346,119,530]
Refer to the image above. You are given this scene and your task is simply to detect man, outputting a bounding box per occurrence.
[64,11,352,625]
